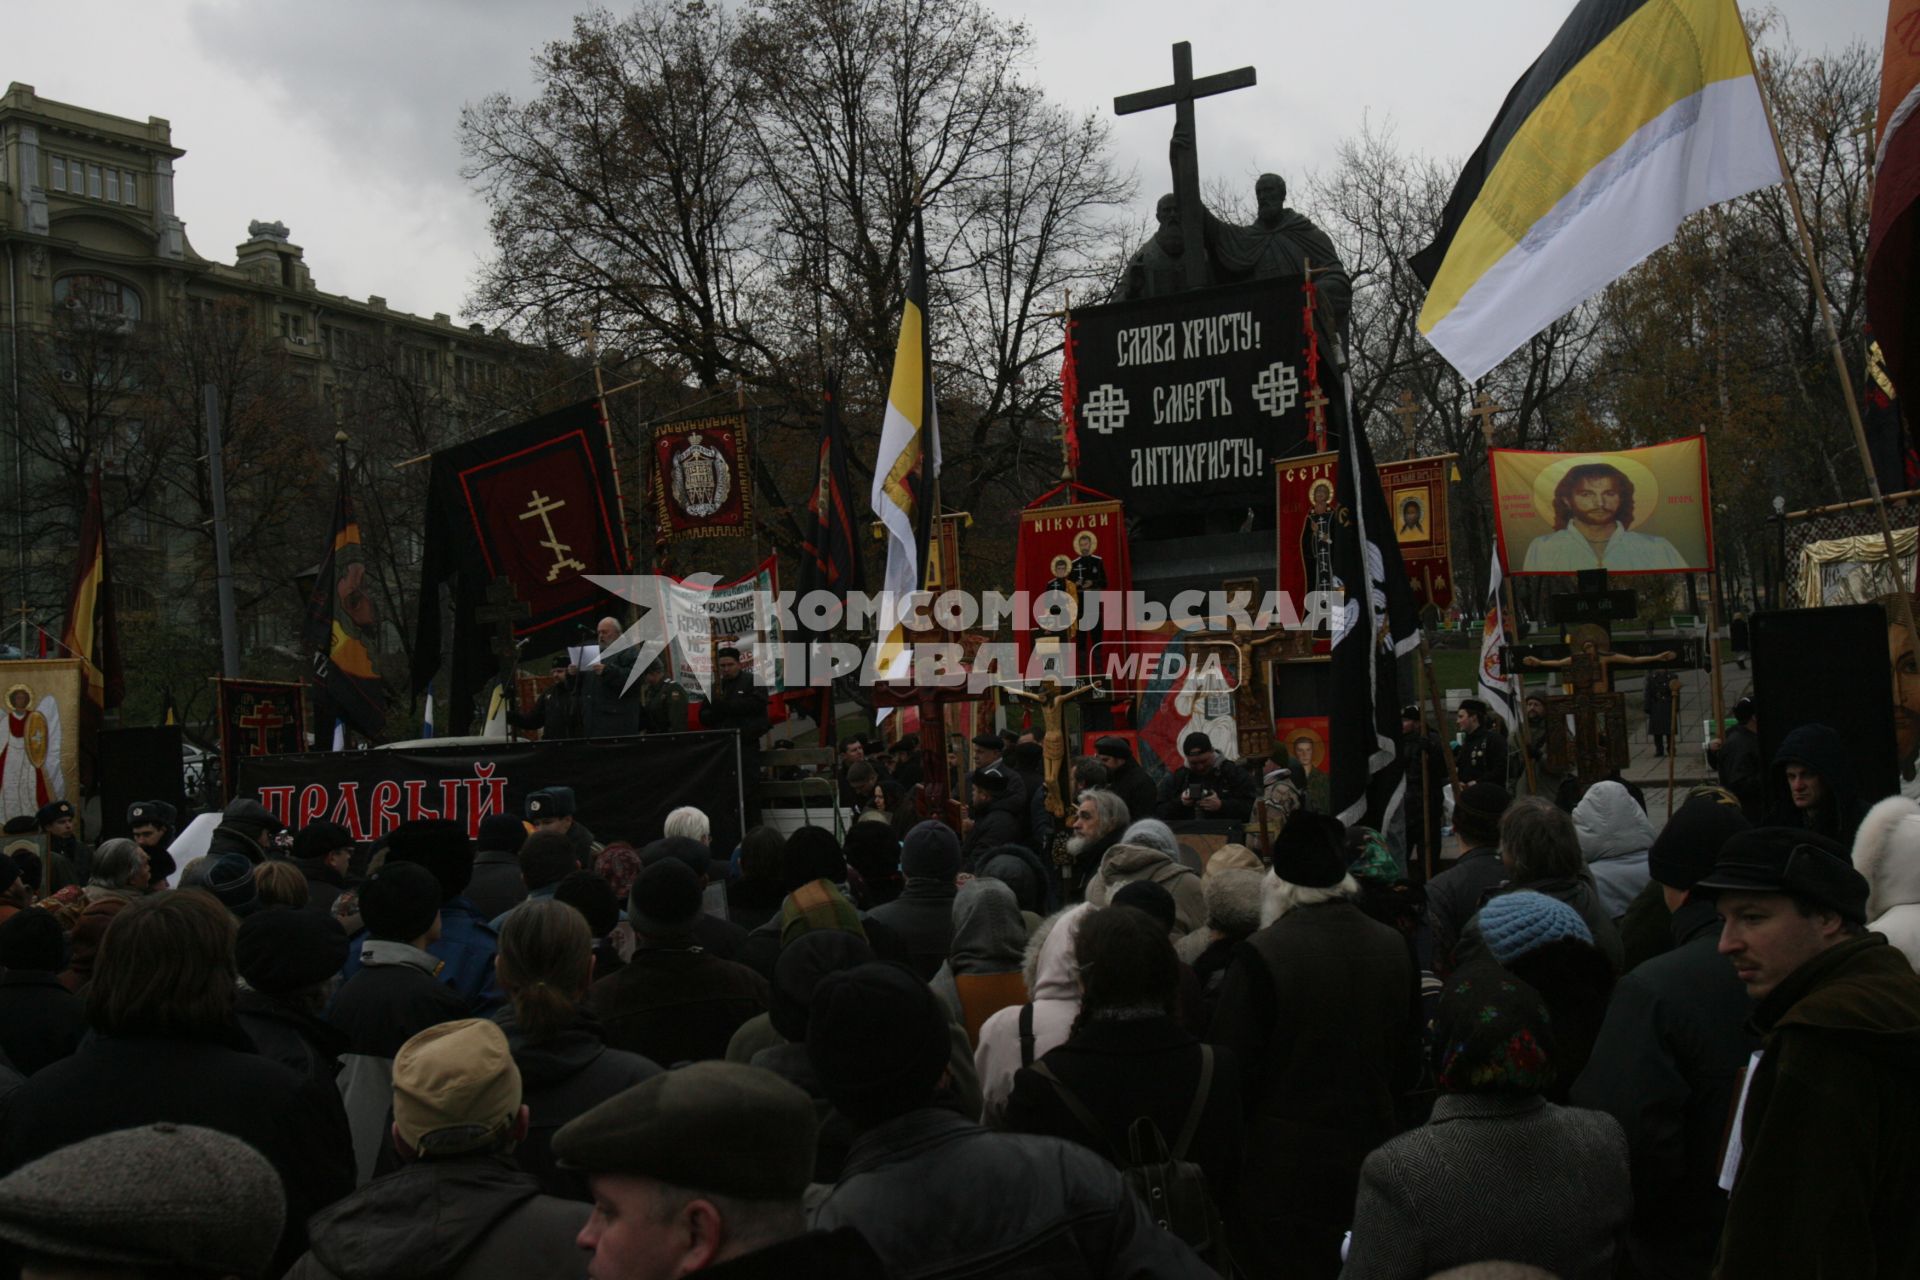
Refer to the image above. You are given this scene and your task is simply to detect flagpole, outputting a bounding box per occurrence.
[1737,7,1920,647]
[1502,574,1540,794]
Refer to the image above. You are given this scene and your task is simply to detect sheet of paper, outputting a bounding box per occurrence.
[568,644,601,669]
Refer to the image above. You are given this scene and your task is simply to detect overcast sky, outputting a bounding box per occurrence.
[10,0,1886,322]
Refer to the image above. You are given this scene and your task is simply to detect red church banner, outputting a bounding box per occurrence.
[651,415,752,544]
[217,677,308,801]
[1376,453,1457,613]
[1014,485,1132,680]
[1275,450,1339,655]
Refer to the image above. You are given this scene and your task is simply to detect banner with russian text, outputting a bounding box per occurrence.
[237,731,743,854]
[217,677,308,802]
[657,557,785,695]
[1070,279,1310,519]
[1013,488,1131,679]
[1377,453,1457,612]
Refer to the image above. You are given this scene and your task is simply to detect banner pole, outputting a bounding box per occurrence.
[1417,631,1461,794]
[1738,8,1920,648]
[1502,575,1540,794]
[1667,671,1682,819]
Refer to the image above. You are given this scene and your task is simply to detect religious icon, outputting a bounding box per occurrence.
[0,682,65,819]
[518,489,589,582]
[1886,598,1920,787]
[1494,440,1711,577]
[670,432,733,518]
[1394,488,1428,545]
[1301,477,1339,632]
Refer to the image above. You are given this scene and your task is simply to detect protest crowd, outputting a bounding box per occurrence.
[0,718,1914,1280]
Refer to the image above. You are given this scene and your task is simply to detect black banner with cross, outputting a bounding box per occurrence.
[1070,279,1310,519]
[216,677,308,802]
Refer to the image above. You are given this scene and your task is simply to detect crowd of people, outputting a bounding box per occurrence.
[0,710,1916,1279]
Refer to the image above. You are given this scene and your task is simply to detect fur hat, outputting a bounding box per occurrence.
[1851,795,1920,923]
[1270,813,1348,889]
[1203,868,1266,937]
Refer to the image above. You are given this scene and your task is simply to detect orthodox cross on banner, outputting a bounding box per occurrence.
[520,490,588,582]
[237,699,287,756]
[474,576,533,690]
[1114,42,1257,291]
[1391,390,1420,458]
[1468,391,1504,449]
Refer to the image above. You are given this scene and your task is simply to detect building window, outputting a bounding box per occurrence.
[121,170,137,205]
[280,313,307,342]
[87,164,102,198]
[50,156,65,192]
[53,274,142,325]
[105,169,119,203]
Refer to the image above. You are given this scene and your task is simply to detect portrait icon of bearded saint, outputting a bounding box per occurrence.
[1519,462,1688,573]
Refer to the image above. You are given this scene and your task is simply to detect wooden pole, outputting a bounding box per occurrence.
[1420,744,1435,881]
[1667,673,1682,819]
[1502,575,1540,793]
[1705,570,1727,736]
[1739,13,1920,650]
[1417,631,1461,794]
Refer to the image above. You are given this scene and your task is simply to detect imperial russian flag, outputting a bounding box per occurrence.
[1412,0,1780,382]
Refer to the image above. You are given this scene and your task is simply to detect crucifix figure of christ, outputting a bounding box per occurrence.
[1000,679,1101,820]
[237,699,287,756]
[1115,42,1257,292]
[1521,622,1676,788]
[519,490,589,582]
[1391,390,1420,458]
[473,576,533,702]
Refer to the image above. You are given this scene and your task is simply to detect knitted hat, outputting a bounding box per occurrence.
[770,929,876,1042]
[780,825,846,891]
[1476,891,1593,966]
[555,870,620,937]
[1270,813,1348,889]
[641,836,715,882]
[0,1122,284,1277]
[235,907,350,995]
[392,1019,523,1156]
[630,858,703,935]
[1432,966,1557,1095]
[0,907,64,972]
[358,860,442,942]
[779,878,867,947]
[901,820,961,880]
[1452,783,1512,847]
[1648,796,1752,891]
[807,962,952,1124]
[1204,868,1266,937]
[290,821,354,864]
[204,853,259,916]
[1112,880,1177,932]
[476,813,529,854]
[593,843,644,901]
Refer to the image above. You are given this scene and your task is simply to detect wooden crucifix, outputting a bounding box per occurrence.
[1391,390,1420,458]
[1468,391,1504,448]
[1114,42,1257,291]
[473,576,533,696]
[1001,679,1101,820]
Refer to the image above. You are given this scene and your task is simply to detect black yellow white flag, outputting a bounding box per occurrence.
[1412,0,1779,382]
[870,209,940,676]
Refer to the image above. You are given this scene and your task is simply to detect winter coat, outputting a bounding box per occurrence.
[1425,846,1507,975]
[1105,759,1159,827]
[976,903,1090,1126]
[236,988,350,1087]
[1572,780,1656,919]
[1339,1093,1631,1280]
[931,879,1030,1035]
[1764,722,1868,844]
[206,822,268,865]
[811,1106,1216,1279]
[294,857,353,919]
[1617,878,1675,973]
[0,1030,355,1276]
[698,1228,891,1279]
[0,971,85,1075]
[1852,795,1920,972]
[339,899,502,1010]
[1084,843,1206,934]
[1713,934,1920,1278]
[462,848,527,922]
[285,1153,588,1280]
[586,937,768,1067]
[863,877,959,981]
[1708,723,1765,821]
[974,844,1057,915]
[1454,874,1626,975]
[1155,757,1256,822]
[960,805,1024,867]
[329,940,473,1185]
[495,1007,658,1201]
[1208,898,1420,1279]
[1004,1013,1244,1204]
[1571,896,1759,1280]
[1644,670,1677,735]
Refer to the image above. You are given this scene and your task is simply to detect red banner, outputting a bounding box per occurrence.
[1014,488,1131,681]
[1276,451,1340,655]
[652,415,752,543]
[217,678,308,802]
[1376,453,1457,613]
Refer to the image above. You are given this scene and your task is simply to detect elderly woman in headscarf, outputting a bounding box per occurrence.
[1084,818,1204,933]
[1341,968,1631,1279]
[931,878,1030,1047]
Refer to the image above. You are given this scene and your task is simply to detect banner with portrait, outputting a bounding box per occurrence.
[1492,436,1713,576]
[1274,450,1339,655]
[1013,488,1132,677]
[217,677,308,802]
[651,415,752,543]
[1377,453,1457,612]
[0,659,83,824]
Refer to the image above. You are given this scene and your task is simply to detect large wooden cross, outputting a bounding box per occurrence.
[1468,391,1504,448]
[1115,42,1257,291]
[1391,390,1420,458]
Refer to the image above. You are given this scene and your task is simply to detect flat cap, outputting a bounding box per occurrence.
[220,797,285,833]
[0,1123,284,1277]
[1093,735,1133,760]
[553,1061,817,1197]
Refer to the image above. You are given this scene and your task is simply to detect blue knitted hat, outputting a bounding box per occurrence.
[1477,891,1592,965]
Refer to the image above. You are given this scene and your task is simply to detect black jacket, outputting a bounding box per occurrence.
[1424,847,1506,975]
[0,971,86,1075]
[960,805,1024,868]
[328,950,472,1059]
[1708,723,1765,822]
[700,1228,891,1279]
[587,939,768,1067]
[294,857,354,919]
[1106,759,1159,826]
[286,1153,588,1280]
[1156,758,1255,822]
[1455,725,1504,788]
[1572,896,1759,1280]
[206,823,268,865]
[0,1031,355,1276]
[1764,722,1867,844]
[1004,1014,1244,1203]
[499,1008,660,1200]
[813,1107,1215,1279]
[701,673,771,739]
[237,988,350,1087]
[507,675,582,739]
[862,878,959,981]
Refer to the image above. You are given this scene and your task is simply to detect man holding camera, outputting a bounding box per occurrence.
[1156,732,1256,822]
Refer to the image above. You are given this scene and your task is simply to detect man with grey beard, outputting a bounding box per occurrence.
[1065,789,1129,899]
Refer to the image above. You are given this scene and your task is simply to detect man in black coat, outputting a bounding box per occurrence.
[1573,798,1756,1280]
[1209,814,1419,1279]
[700,646,771,825]
[1765,722,1866,844]
[290,820,357,920]
[865,821,962,981]
[1707,696,1765,822]
[34,801,94,885]
[506,658,582,740]
[126,799,179,889]
[1093,735,1158,825]
[0,908,85,1075]
[578,617,642,738]
[1424,783,1512,975]
[1453,699,1504,787]
[1156,732,1255,822]
[205,797,284,866]
[1398,706,1446,880]
[959,770,1025,866]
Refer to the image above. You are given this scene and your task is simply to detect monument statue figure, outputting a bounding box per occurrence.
[1199,173,1352,332]
[1120,194,1190,301]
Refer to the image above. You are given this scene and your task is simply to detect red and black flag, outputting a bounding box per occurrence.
[60,466,125,718]
[215,677,307,801]
[410,399,629,735]
[303,460,387,740]
[797,370,866,612]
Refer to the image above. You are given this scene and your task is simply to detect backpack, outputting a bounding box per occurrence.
[1031,1046,1235,1274]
